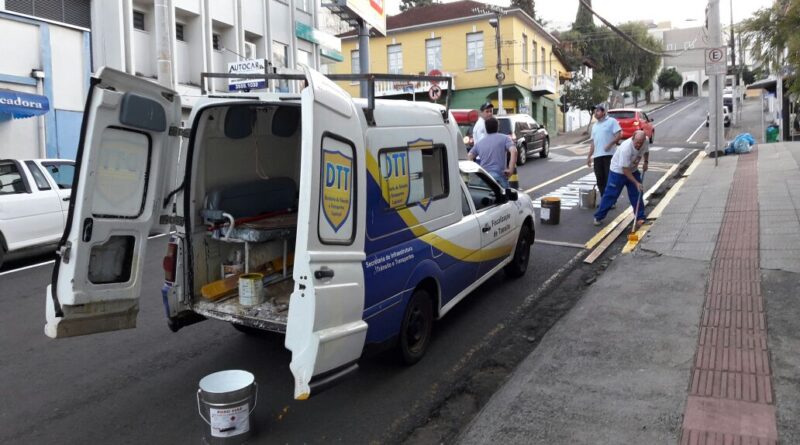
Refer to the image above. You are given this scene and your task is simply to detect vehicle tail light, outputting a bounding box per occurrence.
[633,120,640,126]
[163,239,178,283]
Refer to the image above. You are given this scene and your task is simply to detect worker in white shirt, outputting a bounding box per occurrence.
[472,102,494,145]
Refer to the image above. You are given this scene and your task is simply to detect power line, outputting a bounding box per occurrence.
[576,0,676,58]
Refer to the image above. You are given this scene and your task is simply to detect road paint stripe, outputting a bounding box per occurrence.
[649,146,664,151]
[534,239,586,249]
[668,147,684,152]
[686,120,706,142]
[653,99,700,128]
[0,260,55,276]
[523,165,589,194]
[0,232,171,276]
[621,222,652,254]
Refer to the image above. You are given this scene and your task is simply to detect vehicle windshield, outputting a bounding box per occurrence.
[498,119,512,135]
[608,111,635,119]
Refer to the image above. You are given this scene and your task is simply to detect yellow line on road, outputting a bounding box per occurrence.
[523,165,589,194]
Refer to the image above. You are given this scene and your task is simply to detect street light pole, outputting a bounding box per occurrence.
[490,14,504,115]
[358,19,371,98]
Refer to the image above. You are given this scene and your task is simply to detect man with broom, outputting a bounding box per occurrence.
[593,130,649,227]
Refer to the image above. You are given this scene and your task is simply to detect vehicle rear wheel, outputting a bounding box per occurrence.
[504,224,532,278]
[398,288,434,365]
[539,139,550,158]
[517,144,527,165]
[649,131,654,144]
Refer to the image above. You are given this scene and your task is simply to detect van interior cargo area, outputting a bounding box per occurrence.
[188,103,302,332]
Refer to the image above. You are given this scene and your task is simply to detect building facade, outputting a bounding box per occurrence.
[0,0,341,160]
[0,0,92,160]
[333,1,569,135]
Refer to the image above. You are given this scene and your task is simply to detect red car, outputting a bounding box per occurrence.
[607,108,654,143]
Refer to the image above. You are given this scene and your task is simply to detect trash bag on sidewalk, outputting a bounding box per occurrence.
[725,132,755,155]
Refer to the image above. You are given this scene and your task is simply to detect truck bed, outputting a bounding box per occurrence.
[192,277,293,333]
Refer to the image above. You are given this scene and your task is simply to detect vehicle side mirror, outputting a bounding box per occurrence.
[496,191,509,204]
[506,188,519,201]
[481,196,495,207]
[649,118,654,123]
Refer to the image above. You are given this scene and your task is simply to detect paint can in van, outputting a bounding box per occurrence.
[197,370,258,444]
[238,273,265,306]
[540,197,561,225]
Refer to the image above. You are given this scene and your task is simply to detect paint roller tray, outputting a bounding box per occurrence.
[192,277,294,332]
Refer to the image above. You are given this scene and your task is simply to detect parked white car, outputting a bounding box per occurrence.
[706,106,731,128]
[0,158,75,267]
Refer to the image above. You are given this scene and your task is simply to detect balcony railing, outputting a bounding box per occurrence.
[374,73,456,97]
[532,74,557,94]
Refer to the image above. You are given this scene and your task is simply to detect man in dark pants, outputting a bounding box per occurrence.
[586,103,621,199]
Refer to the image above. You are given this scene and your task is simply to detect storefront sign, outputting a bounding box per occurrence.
[227,59,267,92]
[296,22,344,62]
[0,89,50,119]
[326,0,386,36]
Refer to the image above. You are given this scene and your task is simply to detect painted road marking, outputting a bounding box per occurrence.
[668,147,684,152]
[653,99,700,128]
[686,120,706,142]
[533,173,597,209]
[523,165,588,194]
[649,146,664,151]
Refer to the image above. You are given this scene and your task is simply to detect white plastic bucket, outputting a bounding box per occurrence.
[579,186,597,209]
[197,370,258,444]
[238,273,265,306]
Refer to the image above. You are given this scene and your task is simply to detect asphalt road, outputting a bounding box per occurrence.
[0,97,708,444]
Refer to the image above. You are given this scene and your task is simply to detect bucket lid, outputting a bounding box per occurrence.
[240,273,264,280]
[541,197,560,203]
[199,370,255,393]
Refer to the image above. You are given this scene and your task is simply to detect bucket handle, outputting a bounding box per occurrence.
[196,382,259,426]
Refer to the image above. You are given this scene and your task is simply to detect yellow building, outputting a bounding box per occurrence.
[332,0,571,134]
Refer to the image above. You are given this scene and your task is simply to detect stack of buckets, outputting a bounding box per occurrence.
[197,370,258,444]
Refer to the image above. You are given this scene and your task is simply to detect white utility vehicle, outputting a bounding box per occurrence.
[44,67,536,400]
[0,158,74,267]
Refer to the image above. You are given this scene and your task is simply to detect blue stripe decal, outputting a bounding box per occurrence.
[39,23,57,158]
[0,73,38,86]
[83,31,92,97]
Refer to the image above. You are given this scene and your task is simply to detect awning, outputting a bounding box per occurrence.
[0,89,50,120]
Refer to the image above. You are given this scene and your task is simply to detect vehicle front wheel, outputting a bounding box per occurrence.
[504,224,532,278]
[539,138,550,158]
[517,144,527,165]
[398,288,434,365]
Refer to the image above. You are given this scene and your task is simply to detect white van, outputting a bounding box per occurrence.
[45,67,536,400]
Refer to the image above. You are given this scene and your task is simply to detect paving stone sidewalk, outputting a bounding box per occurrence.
[456,141,800,444]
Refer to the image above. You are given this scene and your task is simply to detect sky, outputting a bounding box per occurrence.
[385,0,775,29]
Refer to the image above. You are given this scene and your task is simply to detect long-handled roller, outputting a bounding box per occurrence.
[627,171,645,242]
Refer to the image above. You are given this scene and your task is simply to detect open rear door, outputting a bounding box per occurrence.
[45,67,181,338]
[285,66,368,400]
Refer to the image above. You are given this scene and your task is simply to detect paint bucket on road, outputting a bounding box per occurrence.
[197,370,258,444]
[238,273,265,306]
[540,197,561,225]
[579,186,597,209]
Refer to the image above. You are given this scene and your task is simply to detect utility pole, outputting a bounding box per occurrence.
[154,0,175,89]
[490,13,505,115]
[358,19,370,98]
[729,0,737,126]
[707,0,722,165]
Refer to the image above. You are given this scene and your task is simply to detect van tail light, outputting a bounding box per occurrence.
[163,240,178,283]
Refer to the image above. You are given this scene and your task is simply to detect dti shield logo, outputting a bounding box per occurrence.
[322,150,353,232]
[381,150,410,209]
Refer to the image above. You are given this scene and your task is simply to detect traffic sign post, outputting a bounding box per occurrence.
[704,47,727,76]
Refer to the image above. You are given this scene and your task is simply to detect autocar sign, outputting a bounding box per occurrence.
[228,59,267,92]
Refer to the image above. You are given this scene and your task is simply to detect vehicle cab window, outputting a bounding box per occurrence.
[24,161,52,191]
[464,171,501,212]
[42,162,75,190]
[0,161,27,195]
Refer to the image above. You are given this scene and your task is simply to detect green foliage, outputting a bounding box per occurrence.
[628,85,644,107]
[585,23,662,91]
[657,68,682,100]
[399,0,434,12]
[573,0,595,34]
[563,72,608,113]
[740,0,800,95]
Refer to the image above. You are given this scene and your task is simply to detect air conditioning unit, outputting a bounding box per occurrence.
[244,42,257,60]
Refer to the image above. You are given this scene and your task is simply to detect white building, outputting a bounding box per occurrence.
[0,0,342,160]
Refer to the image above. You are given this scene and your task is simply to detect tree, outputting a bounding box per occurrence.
[399,0,434,12]
[587,23,662,91]
[740,0,800,96]
[563,72,609,131]
[628,85,643,107]
[573,0,595,34]
[511,0,538,22]
[657,68,683,100]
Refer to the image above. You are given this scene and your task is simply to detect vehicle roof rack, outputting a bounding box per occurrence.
[199,71,453,126]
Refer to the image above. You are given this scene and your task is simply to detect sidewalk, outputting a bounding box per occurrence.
[552,100,674,147]
[456,144,800,442]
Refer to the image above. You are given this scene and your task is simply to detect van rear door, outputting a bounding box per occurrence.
[285,66,368,400]
[45,67,181,338]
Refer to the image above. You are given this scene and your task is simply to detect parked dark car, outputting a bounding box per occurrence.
[496,114,549,165]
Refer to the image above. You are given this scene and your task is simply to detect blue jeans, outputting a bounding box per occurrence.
[594,170,645,221]
[489,170,509,189]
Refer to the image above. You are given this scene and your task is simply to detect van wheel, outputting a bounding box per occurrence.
[398,288,434,365]
[517,145,527,165]
[539,139,550,158]
[504,224,532,278]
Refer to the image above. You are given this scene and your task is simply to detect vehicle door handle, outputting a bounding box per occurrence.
[62,196,70,202]
[314,269,334,279]
[482,225,490,233]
